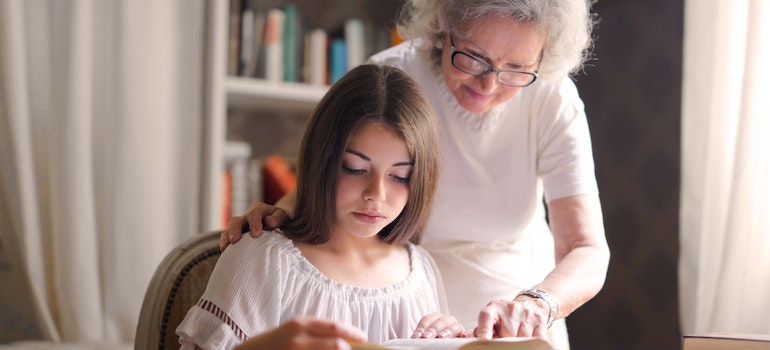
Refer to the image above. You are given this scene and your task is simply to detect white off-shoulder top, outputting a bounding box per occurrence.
[176,231,447,349]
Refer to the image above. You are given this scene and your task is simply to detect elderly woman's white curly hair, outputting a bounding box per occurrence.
[396,0,596,81]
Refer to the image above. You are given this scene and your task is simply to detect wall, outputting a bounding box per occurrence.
[568,0,683,349]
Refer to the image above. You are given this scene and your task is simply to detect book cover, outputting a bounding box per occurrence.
[329,38,347,84]
[224,141,252,220]
[264,8,285,82]
[390,25,404,47]
[282,3,298,82]
[353,337,554,350]
[247,157,264,205]
[241,1,265,78]
[239,6,255,76]
[683,334,770,350]
[227,0,243,76]
[262,154,297,205]
[221,171,232,228]
[305,28,328,86]
[345,18,365,70]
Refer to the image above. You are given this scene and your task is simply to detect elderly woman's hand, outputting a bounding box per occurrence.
[220,201,290,251]
[473,297,551,340]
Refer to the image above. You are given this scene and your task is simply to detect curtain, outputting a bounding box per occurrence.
[679,0,770,335]
[0,0,203,343]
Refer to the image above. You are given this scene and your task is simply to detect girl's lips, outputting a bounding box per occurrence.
[353,212,385,224]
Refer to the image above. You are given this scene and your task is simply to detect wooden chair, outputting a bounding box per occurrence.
[135,231,222,350]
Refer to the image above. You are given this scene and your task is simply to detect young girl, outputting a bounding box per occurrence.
[176,64,464,349]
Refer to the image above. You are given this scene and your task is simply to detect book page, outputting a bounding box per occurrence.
[354,337,553,350]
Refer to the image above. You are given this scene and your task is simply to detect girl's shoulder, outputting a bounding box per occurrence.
[218,230,298,266]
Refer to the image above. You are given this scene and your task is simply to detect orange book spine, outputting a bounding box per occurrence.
[262,154,297,205]
[221,171,233,228]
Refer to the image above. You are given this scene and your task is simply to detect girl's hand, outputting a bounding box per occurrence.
[411,312,470,339]
[235,317,367,350]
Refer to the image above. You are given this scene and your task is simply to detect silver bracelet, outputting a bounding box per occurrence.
[516,288,558,328]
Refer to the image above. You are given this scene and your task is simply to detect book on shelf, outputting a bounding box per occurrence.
[239,5,255,76]
[305,28,328,86]
[353,337,554,350]
[239,0,265,77]
[345,18,365,70]
[329,38,347,84]
[264,8,285,82]
[282,3,299,82]
[224,141,252,225]
[221,171,232,228]
[682,333,770,350]
[390,25,404,47]
[227,0,243,76]
[226,2,397,85]
[247,157,263,208]
[262,153,296,205]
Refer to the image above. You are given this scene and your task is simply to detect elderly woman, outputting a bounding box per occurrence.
[224,1,610,349]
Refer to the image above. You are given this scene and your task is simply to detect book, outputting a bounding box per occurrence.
[264,8,285,82]
[221,171,232,228]
[353,337,554,350]
[247,157,264,205]
[227,0,243,76]
[329,38,347,84]
[345,18,365,70]
[305,28,328,86]
[262,154,296,205]
[239,6,255,76]
[390,25,404,47]
[683,334,770,350]
[282,3,298,82]
[224,141,252,220]
[240,0,265,78]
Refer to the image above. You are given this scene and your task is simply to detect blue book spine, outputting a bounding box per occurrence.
[329,39,347,84]
[282,3,298,82]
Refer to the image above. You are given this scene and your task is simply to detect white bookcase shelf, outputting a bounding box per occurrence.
[226,77,328,112]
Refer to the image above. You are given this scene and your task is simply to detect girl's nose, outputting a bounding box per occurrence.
[363,174,386,203]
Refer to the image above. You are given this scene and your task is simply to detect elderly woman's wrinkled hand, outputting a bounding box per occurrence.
[474,298,550,340]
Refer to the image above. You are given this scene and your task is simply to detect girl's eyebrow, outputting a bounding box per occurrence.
[345,149,414,167]
[345,149,370,161]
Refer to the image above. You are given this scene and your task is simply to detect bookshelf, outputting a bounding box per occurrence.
[201,0,400,231]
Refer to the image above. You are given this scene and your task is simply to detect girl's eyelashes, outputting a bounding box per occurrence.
[341,164,365,175]
[392,175,410,184]
[341,164,411,184]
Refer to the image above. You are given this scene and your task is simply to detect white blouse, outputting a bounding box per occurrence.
[176,231,447,349]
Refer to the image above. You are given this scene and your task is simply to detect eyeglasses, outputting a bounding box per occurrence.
[449,34,539,87]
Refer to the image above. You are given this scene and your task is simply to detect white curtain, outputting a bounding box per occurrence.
[680,0,770,336]
[0,0,203,343]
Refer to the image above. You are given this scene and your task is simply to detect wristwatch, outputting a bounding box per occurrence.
[517,288,558,328]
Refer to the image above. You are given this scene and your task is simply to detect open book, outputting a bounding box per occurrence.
[353,337,554,350]
[682,334,770,350]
